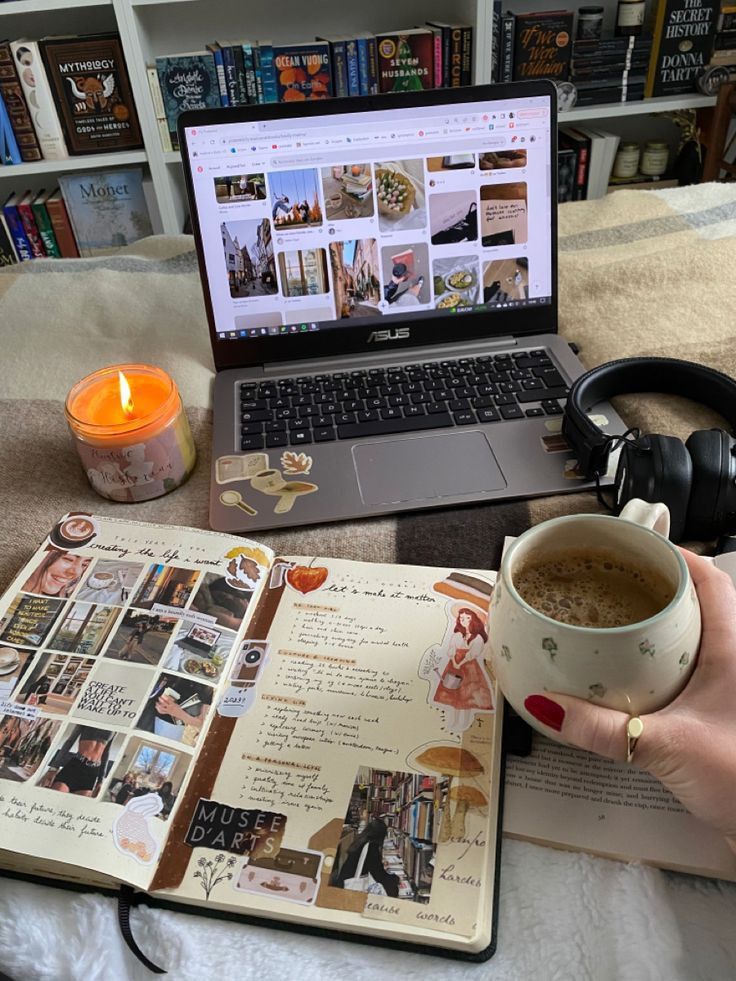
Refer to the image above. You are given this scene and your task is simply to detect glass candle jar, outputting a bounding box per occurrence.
[640,141,669,176]
[577,6,605,39]
[65,363,197,503]
[613,141,641,179]
[615,0,646,35]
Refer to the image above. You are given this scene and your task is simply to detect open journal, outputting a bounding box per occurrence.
[0,513,503,960]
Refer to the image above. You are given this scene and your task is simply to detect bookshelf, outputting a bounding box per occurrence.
[0,0,720,234]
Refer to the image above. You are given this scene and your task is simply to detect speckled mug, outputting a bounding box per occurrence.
[488,499,701,740]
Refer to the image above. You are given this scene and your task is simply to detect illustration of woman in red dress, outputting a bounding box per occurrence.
[433,607,494,732]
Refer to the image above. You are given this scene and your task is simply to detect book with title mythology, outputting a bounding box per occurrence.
[0,515,734,970]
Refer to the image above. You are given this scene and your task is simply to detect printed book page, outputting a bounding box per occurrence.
[503,736,736,881]
[150,558,503,953]
[0,513,274,890]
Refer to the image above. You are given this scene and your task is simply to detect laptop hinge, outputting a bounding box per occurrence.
[261,336,520,378]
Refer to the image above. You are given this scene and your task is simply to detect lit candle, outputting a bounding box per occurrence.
[65,363,197,503]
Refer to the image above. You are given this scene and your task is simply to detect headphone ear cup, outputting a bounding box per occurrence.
[684,429,731,541]
[614,435,692,542]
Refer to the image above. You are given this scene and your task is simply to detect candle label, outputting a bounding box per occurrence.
[77,414,196,503]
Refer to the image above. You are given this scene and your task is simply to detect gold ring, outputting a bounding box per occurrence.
[626,716,644,763]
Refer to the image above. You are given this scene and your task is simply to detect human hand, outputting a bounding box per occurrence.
[155,694,183,721]
[523,549,736,852]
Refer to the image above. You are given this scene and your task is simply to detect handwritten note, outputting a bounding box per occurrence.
[238,760,335,815]
[0,791,105,842]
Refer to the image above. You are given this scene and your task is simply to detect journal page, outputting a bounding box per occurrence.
[150,557,503,953]
[0,513,273,890]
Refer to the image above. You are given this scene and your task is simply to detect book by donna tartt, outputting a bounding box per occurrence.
[272,42,332,101]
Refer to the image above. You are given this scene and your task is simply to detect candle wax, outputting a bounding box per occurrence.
[71,372,172,427]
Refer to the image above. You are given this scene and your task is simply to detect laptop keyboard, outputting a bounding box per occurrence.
[238,349,568,451]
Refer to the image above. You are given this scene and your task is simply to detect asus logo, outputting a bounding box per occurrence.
[367,328,410,343]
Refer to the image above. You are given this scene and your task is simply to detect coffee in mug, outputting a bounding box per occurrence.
[513,545,675,628]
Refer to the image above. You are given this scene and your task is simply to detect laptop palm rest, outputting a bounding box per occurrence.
[353,431,506,506]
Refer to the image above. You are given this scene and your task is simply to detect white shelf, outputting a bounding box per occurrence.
[561,93,717,123]
[0,150,148,179]
[0,0,111,13]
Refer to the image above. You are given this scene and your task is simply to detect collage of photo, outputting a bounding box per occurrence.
[211,146,535,330]
[0,544,263,818]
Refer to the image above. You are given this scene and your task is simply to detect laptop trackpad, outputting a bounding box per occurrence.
[353,432,506,505]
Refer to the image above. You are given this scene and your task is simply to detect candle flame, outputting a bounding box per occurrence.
[118,371,135,418]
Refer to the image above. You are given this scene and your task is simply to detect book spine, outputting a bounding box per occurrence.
[242,44,257,103]
[259,43,278,103]
[17,201,46,258]
[501,14,515,83]
[221,45,239,105]
[574,142,589,200]
[356,37,370,95]
[2,203,33,261]
[45,196,79,258]
[345,39,360,96]
[461,26,473,86]
[0,90,22,164]
[253,46,264,103]
[492,0,502,83]
[449,27,464,86]
[430,29,443,88]
[0,214,18,264]
[147,67,173,153]
[31,200,61,258]
[366,36,379,94]
[329,40,349,98]
[9,40,68,160]
[0,42,42,162]
[208,45,230,106]
[232,45,248,105]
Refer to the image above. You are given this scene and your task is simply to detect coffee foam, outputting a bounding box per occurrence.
[513,546,675,628]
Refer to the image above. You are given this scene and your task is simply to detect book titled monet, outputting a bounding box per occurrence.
[155,53,221,150]
[58,169,153,257]
[40,34,143,154]
[272,42,332,101]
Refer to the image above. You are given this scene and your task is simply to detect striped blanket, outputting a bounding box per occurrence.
[0,184,735,980]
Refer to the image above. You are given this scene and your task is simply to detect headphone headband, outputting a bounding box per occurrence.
[562,357,736,476]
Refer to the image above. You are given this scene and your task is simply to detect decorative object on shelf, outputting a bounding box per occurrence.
[615,0,646,36]
[556,80,578,111]
[58,169,152,257]
[40,34,143,155]
[640,140,670,175]
[612,140,641,178]
[667,108,704,184]
[64,363,196,503]
[697,64,731,95]
[576,6,605,40]
[645,0,719,98]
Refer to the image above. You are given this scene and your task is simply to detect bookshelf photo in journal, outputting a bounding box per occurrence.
[0,515,733,962]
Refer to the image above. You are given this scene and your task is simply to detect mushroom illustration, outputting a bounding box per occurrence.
[448,785,488,840]
[413,745,484,844]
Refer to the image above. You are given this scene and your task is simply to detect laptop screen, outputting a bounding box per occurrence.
[181,83,555,365]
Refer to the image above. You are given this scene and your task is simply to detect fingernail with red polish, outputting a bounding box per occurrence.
[524,694,565,732]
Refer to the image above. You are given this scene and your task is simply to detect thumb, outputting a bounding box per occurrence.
[524,693,644,762]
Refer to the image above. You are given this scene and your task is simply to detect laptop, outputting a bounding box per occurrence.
[179,80,624,533]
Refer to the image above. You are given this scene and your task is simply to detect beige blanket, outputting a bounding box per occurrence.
[0,183,736,980]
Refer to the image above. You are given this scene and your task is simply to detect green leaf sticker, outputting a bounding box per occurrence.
[588,683,607,699]
[542,637,558,659]
[679,651,690,668]
[639,638,656,658]
[500,644,512,662]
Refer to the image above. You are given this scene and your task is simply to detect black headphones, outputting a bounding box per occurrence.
[562,357,736,542]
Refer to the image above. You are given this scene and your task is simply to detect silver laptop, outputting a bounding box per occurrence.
[179,80,624,533]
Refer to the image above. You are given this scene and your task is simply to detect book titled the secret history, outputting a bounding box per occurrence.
[512,11,574,82]
[645,0,719,97]
[40,34,143,154]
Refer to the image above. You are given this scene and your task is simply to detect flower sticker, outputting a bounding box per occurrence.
[679,651,691,669]
[281,451,312,475]
[500,644,512,662]
[542,637,558,659]
[639,639,656,658]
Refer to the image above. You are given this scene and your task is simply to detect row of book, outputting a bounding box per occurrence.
[492,0,727,102]
[149,25,474,151]
[0,168,152,264]
[0,34,143,165]
[558,126,622,202]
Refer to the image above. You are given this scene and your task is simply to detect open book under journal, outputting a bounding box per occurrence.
[0,516,733,967]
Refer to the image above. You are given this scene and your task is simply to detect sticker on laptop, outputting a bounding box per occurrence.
[215,453,269,484]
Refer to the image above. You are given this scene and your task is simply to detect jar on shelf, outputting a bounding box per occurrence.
[615,0,646,35]
[640,141,670,176]
[577,6,605,39]
[613,141,641,179]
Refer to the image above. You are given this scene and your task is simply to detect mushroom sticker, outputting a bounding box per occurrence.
[411,744,485,843]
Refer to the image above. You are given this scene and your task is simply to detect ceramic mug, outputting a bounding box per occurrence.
[488,499,701,739]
